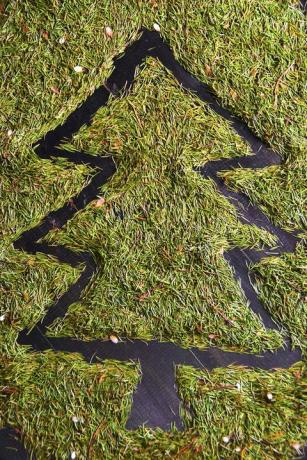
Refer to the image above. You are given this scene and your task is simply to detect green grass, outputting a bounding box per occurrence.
[0,352,140,459]
[222,158,306,234]
[252,244,307,354]
[0,0,306,457]
[46,59,283,353]
[166,0,306,159]
[0,248,80,333]
[177,363,306,459]
[1,357,305,458]
[1,0,305,242]
[0,154,90,245]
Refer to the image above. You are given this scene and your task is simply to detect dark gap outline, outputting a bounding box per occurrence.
[1,28,303,457]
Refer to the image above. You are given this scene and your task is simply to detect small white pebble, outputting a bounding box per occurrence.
[105,26,113,38]
[0,314,6,322]
[73,65,84,73]
[153,23,160,32]
[235,447,241,453]
[7,129,13,137]
[110,334,119,344]
[222,436,230,444]
[59,36,66,44]
[266,392,273,401]
[71,452,76,460]
[72,416,83,423]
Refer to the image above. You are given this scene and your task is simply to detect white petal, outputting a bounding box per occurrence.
[59,36,66,44]
[0,314,6,322]
[110,335,119,344]
[73,65,83,73]
[7,129,13,137]
[222,436,230,444]
[71,452,76,460]
[105,26,113,38]
[153,23,161,32]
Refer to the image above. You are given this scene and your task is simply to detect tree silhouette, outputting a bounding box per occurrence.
[13,29,301,431]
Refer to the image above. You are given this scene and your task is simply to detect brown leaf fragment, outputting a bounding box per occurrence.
[1,151,10,159]
[21,23,29,33]
[94,197,105,208]
[112,138,122,151]
[208,333,220,340]
[68,198,78,210]
[51,86,60,95]
[211,304,235,326]
[137,284,163,302]
[273,62,294,108]
[230,88,238,100]
[204,64,213,76]
[293,370,302,380]
[1,386,18,395]
[269,431,284,440]
[138,289,152,301]
[98,374,105,384]
[87,419,108,459]
[176,244,184,253]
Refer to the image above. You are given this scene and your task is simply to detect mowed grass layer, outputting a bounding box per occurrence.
[0,154,90,246]
[0,249,80,334]
[222,158,306,234]
[252,245,307,354]
[1,0,305,158]
[0,352,140,459]
[1,355,305,459]
[176,364,306,460]
[0,0,306,457]
[1,0,305,244]
[45,60,283,353]
[1,251,303,457]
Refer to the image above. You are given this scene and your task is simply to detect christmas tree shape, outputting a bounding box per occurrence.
[13,29,301,431]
